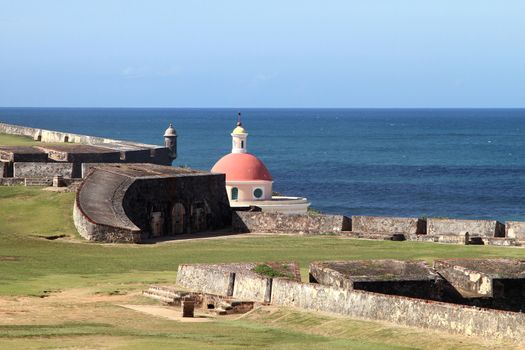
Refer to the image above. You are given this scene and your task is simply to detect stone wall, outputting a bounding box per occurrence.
[176,264,235,296]
[232,211,351,234]
[505,221,525,242]
[73,199,143,243]
[0,162,6,177]
[270,278,525,343]
[427,218,505,237]
[233,273,272,303]
[351,216,426,235]
[0,122,174,169]
[123,174,232,235]
[14,162,74,178]
[0,178,25,186]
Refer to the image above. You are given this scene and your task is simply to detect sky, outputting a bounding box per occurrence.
[0,1,524,108]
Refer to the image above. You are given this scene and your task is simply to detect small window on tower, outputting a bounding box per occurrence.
[231,187,239,200]
[253,188,263,199]
[241,141,244,148]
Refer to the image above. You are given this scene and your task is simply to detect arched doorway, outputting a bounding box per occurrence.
[171,203,185,234]
[191,201,207,232]
[150,211,164,237]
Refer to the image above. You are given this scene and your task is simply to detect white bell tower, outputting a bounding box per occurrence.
[231,113,248,154]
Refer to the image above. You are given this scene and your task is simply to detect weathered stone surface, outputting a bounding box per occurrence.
[14,162,74,178]
[233,273,272,303]
[0,178,24,186]
[434,259,525,298]
[73,198,142,243]
[310,260,442,299]
[427,218,504,238]
[232,211,351,234]
[270,278,525,343]
[75,164,231,242]
[409,233,469,244]
[0,122,175,181]
[176,264,240,296]
[486,237,518,246]
[0,146,48,162]
[181,300,195,317]
[505,221,525,241]
[351,216,426,235]
[0,162,6,177]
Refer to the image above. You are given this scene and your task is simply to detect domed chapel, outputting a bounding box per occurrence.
[211,113,309,214]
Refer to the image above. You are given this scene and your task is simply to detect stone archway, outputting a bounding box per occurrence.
[150,211,164,237]
[171,203,185,234]
[191,201,207,233]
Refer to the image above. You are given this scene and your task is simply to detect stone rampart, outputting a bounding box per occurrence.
[270,278,525,343]
[176,264,235,296]
[505,221,525,242]
[0,122,173,169]
[351,216,426,235]
[73,198,142,243]
[14,162,74,178]
[427,218,505,238]
[232,211,351,234]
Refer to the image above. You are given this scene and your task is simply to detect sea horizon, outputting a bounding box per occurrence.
[2,107,525,222]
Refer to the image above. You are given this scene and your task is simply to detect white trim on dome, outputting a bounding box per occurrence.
[225,180,274,185]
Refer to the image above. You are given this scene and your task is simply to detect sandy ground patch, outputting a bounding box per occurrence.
[118,304,213,322]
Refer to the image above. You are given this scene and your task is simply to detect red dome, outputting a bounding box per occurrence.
[211,153,272,181]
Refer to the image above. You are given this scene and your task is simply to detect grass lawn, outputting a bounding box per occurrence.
[0,186,523,349]
[0,133,41,146]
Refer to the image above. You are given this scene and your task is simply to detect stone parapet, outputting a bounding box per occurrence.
[232,211,351,234]
[270,278,525,343]
[351,216,426,235]
[427,218,505,238]
[505,221,525,242]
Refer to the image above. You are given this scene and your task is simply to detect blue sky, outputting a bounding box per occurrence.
[0,1,524,108]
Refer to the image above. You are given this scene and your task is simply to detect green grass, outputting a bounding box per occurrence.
[0,186,524,349]
[0,133,40,146]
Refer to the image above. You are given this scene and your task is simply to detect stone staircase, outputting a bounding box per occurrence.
[142,285,255,315]
[24,178,53,187]
[142,285,194,305]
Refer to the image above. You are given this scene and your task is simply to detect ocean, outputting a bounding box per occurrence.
[1,107,525,221]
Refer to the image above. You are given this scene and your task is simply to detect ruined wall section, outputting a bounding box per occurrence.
[232,211,351,234]
[232,273,272,303]
[505,221,525,242]
[270,278,525,343]
[176,264,236,296]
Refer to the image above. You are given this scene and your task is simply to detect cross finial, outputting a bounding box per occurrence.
[237,112,242,126]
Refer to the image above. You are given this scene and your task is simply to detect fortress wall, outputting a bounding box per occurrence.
[427,218,505,237]
[73,199,142,243]
[0,162,6,177]
[351,216,426,235]
[0,178,25,186]
[309,262,353,289]
[14,162,74,178]
[270,278,525,343]
[176,264,234,296]
[505,222,525,241]
[233,273,272,303]
[0,121,160,149]
[232,211,351,234]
